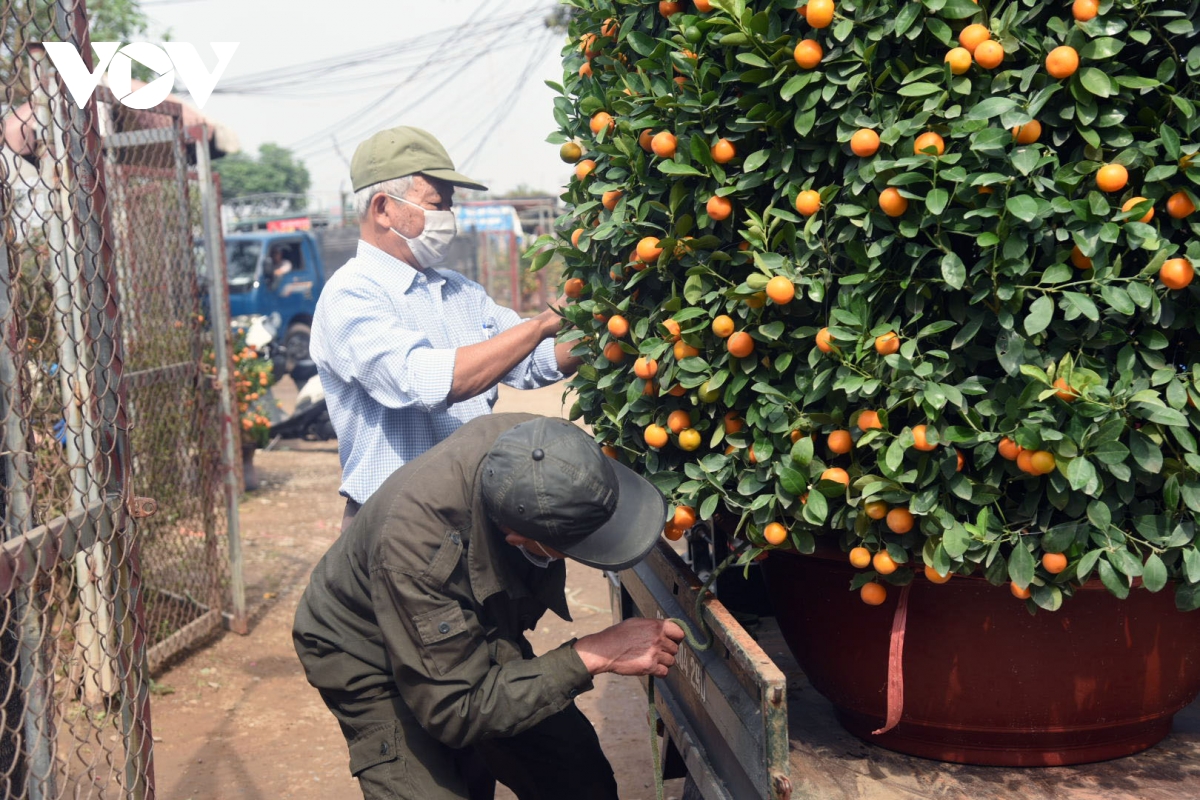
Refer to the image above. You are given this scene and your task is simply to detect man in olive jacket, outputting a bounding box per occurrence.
[293,413,684,799]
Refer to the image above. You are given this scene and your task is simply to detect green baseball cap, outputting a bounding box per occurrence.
[480,417,667,572]
[350,125,488,193]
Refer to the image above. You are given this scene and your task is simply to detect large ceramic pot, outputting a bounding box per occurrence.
[763,548,1200,766]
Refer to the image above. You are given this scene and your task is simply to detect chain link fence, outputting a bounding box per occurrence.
[0,1,244,796]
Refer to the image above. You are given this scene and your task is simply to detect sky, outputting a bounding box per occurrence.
[138,0,572,211]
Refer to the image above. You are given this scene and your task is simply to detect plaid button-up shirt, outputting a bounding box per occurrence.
[310,240,562,503]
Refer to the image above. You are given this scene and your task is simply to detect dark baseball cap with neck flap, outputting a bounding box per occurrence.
[350,125,488,193]
[480,417,668,572]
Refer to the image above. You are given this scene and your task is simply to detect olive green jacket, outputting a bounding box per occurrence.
[293,413,595,749]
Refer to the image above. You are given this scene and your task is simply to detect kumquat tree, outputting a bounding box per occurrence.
[527,0,1200,610]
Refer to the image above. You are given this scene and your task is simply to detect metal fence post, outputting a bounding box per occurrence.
[194,126,247,635]
[55,1,153,795]
[31,46,119,710]
[0,126,35,795]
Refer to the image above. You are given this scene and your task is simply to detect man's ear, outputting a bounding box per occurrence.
[371,192,392,227]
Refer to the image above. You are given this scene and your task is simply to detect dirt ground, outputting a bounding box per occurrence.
[151,383,684,799]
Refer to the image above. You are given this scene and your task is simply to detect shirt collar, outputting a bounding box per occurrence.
[466,463,571,622]
[355,239,446,292]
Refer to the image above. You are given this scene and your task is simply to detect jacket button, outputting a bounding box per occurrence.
[380,741,389,755]
[438,622,451,634]
[567,689,579,698]
[450,532,461,545]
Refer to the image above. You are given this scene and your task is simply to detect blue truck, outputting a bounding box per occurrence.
[224,230,329,380]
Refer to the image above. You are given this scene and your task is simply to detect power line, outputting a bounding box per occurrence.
[214,7,548,96]
[285,0,513,155]
[291,10,542,158]
[455,30,558,173]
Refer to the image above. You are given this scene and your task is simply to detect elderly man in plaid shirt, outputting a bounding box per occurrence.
[311,126,579,531]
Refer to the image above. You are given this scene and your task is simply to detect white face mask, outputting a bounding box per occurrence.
[517,541,559,569]
[387,193,457,268]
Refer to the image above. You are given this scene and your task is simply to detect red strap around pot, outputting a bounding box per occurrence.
[872,582,912,735]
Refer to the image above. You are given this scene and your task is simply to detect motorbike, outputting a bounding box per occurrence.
[233,314,335,442]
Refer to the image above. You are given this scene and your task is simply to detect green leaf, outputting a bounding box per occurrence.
[1129,430,1163,473]
[1077,549,1102,582]
[937,0,983,19]
[1181,482,1200,513]
[1144,164,1177,182]
[1079,37,1124,60]
[1062,291,1100,322]
[941,252,966,290]
[1100,284,1135,316]
[898,82,942,97]
[1067,456,1098,492]
[802,487,829,525]
[1184,547,1200,583]
[1042,263,1073,284]
[1006,195,1039,223]
[1032,584,1063,612]
[1108,549,1144,578]
[658,161,705,177]
[926,187,948,215]
[1131,402,1189,427]
[1161,125,1181,160]
[966,97,1017,121]
[757,320,785,340]
[736,52,771,68]
[626,31,658,57]
[743,150,770,173]
[1177,583,1200,612]
[1143,553,1168,593]
[894,2,922,36]
[791,436,814,467]
[1087,500,1112,530]
[777,465,807,495]
[943,521,971,558]
[779,73,812,102]
[1010,147,1041,177]
[1079,68,1114,98]
[1008,539,1036,588]
[885,436,907,473]
[1099,558,1131,599]
[1024,295,1054,336]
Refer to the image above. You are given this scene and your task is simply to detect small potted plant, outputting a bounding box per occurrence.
[533,0,1200,766]
[204,328,273,491]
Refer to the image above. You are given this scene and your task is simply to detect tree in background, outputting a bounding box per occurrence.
[544,7,576,34]
[3,0,152,102]
[214,143,311,212]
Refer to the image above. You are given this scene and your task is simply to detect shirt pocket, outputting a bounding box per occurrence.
[412,602,475,676]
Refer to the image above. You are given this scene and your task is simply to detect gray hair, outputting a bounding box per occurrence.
[353,175,414,220]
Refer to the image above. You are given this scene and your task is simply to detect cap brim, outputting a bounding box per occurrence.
[556,461,667,572]
[422,168,489,192]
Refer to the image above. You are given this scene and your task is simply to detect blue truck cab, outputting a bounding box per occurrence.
[225,230,325,376]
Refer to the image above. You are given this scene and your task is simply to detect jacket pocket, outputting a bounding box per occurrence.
[347,720,402,777]
[412,602,473,675]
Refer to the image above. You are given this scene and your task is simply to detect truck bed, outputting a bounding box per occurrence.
[615,542,1200,799]
[755,619,1200,800]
